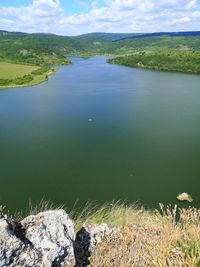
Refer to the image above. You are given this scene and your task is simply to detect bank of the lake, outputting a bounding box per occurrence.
[108,50,200,75]
[0,71,54,89]
[0,61,69,89]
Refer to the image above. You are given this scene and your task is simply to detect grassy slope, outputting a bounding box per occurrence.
[0,62,55,88]
[0,62,38,79]
[0,73,49,89]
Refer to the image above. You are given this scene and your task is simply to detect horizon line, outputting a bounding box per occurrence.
[1,29,200,37]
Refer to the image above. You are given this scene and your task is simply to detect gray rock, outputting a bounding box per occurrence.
[74,223,117,267]
[0,210,76,267]
[0,209,118,267]
[0,214,40,267]
[21,209,76,267]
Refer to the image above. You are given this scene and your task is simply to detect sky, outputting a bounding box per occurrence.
[0,0,200,35]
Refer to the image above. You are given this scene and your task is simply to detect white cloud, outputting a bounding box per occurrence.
[0,0,199,35]
[0,0,64,33]
[169,16,191,26]
[192,11,200,17]
[32,0,60,8]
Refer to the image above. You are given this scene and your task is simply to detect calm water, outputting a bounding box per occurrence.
[0,56,200,212]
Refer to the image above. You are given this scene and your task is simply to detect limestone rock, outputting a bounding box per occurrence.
[0,214,41,267]
[0,209,117,267]
[21,209,76,267]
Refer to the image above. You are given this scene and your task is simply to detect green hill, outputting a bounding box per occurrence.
[1,31,200,64]
[108,50,200,74]
[0,31,84,65]
[1,30,200,87]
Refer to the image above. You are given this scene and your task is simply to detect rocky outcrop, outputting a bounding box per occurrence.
[21,210,76,267]
[74,223,117,267]
[0,214,40,267]
[0,210,114,267]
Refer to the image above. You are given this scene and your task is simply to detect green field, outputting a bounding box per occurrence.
[0,62,39,79]
[0,62,54,88]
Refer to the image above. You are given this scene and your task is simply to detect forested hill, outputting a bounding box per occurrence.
[0,31,138,64]
[0,31,86,65]
[108,51,200,74]
[112,31,200,42]
[1,30,200,65]
[0,30,200,87]
[1,30,200,70]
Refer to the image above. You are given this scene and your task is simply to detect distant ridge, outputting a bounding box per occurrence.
[112,31,200,42]
[0,30,26,36]
[1,30,200,40]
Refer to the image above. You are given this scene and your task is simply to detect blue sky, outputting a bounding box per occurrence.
[0,0,102,14]
[0,0,200,35]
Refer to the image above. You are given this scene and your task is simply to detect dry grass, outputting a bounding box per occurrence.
[70,201,158,230]
[71,202,200,266]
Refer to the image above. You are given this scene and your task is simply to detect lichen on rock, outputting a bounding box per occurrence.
[0,210,76,267]
[21,209,76,266]
[0,214,40,267]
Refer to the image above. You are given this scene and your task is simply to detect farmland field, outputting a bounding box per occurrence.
[0,62,39,79]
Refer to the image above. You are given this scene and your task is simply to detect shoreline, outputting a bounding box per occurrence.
[1,54,199,90]
[108,51,200,76]
[108,60,200,75]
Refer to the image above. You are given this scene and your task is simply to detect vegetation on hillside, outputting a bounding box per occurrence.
[0,32,76,66]
[108,50,200,74]
[74,35,200,55]
[1,31,200,63]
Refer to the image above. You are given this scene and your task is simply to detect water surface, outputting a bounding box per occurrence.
[0,56,200,211]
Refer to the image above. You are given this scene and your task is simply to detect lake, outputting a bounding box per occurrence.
[0,56,200,212]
